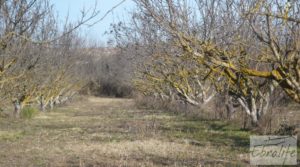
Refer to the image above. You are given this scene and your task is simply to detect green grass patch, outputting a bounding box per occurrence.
[21,107,38,119]
[0,130,25,141]
[162,117,251,153]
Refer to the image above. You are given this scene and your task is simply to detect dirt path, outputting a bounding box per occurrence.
[0,97,250,166]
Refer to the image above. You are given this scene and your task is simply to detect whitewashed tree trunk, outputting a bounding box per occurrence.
[49,97,54,110]
[54,95,61,105]
[39,96,46,112]
[236,84,275,126]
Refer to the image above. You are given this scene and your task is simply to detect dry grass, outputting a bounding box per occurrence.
[0,96,254,166]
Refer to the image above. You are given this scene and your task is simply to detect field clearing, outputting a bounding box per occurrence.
[0,96,297,166]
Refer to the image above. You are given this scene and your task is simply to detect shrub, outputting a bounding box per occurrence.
[21,107,38,119]
[99,82,132,98]
[274,122,296,136]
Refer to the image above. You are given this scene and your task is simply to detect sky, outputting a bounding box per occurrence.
[50,0,135,44]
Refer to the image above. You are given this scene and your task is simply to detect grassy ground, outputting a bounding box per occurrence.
[0,96,290,166]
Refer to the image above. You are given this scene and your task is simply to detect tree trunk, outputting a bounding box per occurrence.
[49,98,54,110]
[40,96,46,112]
[40,104,46,112]
[250,111,259,126]
[237,97,260,126]
[13,100,22,118]
[54,95,61,105]
[225,96,236,120]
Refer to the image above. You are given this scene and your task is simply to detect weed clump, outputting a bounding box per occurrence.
[274,122,296,135]
[21,107,38,119]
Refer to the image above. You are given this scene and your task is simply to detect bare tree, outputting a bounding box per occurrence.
[112,0,300,125]
[0,0,103,116]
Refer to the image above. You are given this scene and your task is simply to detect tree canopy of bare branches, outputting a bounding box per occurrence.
[0,0,103,116]
[110,0,300,124]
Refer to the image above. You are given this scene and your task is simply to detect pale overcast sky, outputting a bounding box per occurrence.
[50,0,135,43]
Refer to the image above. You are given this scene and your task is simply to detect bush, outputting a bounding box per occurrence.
[80,80,133,98]
[99,82,132,97]
[274,122,296,135]
[21,107,38,119]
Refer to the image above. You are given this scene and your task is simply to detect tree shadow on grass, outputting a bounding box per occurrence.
[162,119,251,151]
